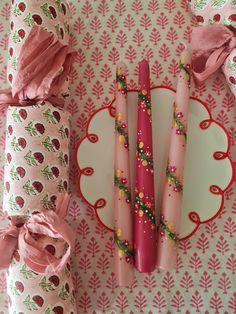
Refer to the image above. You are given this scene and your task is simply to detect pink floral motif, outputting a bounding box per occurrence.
[170,166,176,173]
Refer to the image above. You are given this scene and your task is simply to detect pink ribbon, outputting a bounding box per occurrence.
[0,194,75,273]
[0,25,76,112]
[0,89,64,112]
[191,24,236,84]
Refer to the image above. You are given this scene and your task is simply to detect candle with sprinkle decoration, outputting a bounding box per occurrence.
[114,62,134,286]
[157,50,191,269]
[134,59,157,273]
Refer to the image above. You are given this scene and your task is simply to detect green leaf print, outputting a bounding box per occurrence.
[212,0,227,8]
[229,59,236,72]
[57,180,65,193]
[39,276,55,292]
[8,195,19,211]
[70,291,75,305]
[11,137,21,152]
[59,285,69,300]
[23,13,35,27]
[59,125,66,139]
[40,3,53,19]
[24,150,38,166]
[42,136,56,152]
[23,180,37,196]
[45,308,51,314]
[64,21,70,33]
[40,194,54,209]
[194,0,208,10]
[43,108,57,124]
[12,108,22,122]
[25,121,38,137]
[55,24,61,38]
[10,166,20,181]
[232,0,236,7]
[13,5,22,17]
[223,18,231,26]
[12,57,18,71]
[23,295,38,311]
[55,0,63,12]
[12,31,21,44]
[9,280,20,296]
[58,151,66,167]
[41,165,54,180]
[20,264,35,279]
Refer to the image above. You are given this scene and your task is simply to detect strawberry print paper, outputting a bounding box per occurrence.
[189,0,236,97]
[190,0,235,26]
[0,0,76,312]
[3,102,70,216]
[7,239,76,314]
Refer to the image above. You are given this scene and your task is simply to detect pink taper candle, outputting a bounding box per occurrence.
[157,50,191,269]
[134,60,157,272]
[114,62,134,286]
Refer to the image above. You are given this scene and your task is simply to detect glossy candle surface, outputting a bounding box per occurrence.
[157,50,191,269]
[134,59,157,273]
[114,62,134,286]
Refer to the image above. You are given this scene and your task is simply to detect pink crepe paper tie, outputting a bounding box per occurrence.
[191,24,236,96]
[0,193,75,273]
[0,25,76,112]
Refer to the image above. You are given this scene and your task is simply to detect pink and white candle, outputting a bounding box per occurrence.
[134,59,157,273]
[157,50,191,269]
[114,62,134,286]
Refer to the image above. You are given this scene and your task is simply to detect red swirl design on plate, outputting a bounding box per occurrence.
[108,104,116,117]
[210,185,223,195]
[81,167,94,176]
[87,134,99,143]
[199,119,212,129]
[213,151,228,160]
[94,198,106,209]
[189,211,201,224]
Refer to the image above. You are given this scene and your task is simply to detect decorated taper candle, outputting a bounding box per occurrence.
[157,50,191,269]
[114,62,134,286]
[134,59,157,272]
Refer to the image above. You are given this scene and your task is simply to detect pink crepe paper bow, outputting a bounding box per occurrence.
[191,24,236,89]
[0,193,75,273]
[0,25,76,111]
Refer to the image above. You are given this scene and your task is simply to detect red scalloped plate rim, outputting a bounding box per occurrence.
[76,85,234,241]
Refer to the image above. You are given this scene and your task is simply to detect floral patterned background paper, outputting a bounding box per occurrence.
[0,0,236,313]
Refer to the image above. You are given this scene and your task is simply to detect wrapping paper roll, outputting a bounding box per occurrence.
[157,50,191,270]
[114,63,134,287]
[0,1,76,313]
[134,60,157,273]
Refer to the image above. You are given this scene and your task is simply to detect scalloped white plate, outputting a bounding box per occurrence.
[76,87,234,240]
